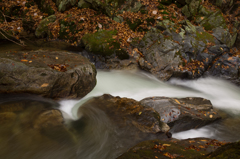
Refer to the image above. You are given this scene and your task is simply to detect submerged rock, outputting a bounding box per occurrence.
[0,94,76,158]
[140,97,221,132]
[0,50,96,99]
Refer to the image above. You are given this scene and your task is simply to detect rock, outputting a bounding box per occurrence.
[212,27,237,48]
[81,30,129,59]
[132,29,182,81]
[140,97,221,132]
[77,94,169,134]
[200,10,227,31]
[117,138,227,159]
[189,0,200,16]
[74,94,170,158]
[204,53,240,85]
[0,50,96,99]
[205,141,240,158]
[78,49,138,70]
[35,15,56,38]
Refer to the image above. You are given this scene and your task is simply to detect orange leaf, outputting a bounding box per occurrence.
[41,83,49,87]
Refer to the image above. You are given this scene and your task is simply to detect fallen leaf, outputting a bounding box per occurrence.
[21,59,28,62]
[163,144,171,146]
[175,99,180,104]
[209,115,213,118]
[56,57,58,59]
[139,112,142,115]
[41,83,49,87]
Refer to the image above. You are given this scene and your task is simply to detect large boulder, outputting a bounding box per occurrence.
[0,50,96,99]
[75,94,170,159]
[77,94,170,134]
[140,97,221,132]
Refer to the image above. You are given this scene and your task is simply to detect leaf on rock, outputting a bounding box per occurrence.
[41,83,49,87]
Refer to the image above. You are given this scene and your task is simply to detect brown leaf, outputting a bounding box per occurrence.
[41,83,49,87]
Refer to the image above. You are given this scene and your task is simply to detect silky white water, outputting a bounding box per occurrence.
[60,69,240,142]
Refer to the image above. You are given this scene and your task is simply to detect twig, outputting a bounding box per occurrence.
[0,30,26,46]
[0,10,7,23]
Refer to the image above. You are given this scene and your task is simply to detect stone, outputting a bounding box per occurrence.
[0,50,96,99]
[140,97,221,132]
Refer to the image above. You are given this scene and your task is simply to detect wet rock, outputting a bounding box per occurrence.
[0,50,96,99]
[204,53,240,85]
[140,97,221,132]
[205,141,240,158]
[117,138,227,159]
[77,94,169,134]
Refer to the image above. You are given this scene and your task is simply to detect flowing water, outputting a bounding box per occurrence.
[60,70,240,144]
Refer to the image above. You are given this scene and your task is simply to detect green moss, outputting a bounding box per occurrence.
[195,31,215,44]
[81,30,129,59]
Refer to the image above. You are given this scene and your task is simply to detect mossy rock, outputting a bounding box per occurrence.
[195,30,215,44]
[35,15,56,38]
[200,10,227,31]
[81,30,129,59]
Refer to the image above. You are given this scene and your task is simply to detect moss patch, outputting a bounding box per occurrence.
[81,30,129,59]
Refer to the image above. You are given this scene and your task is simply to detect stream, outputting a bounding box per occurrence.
[60,70,240,143]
